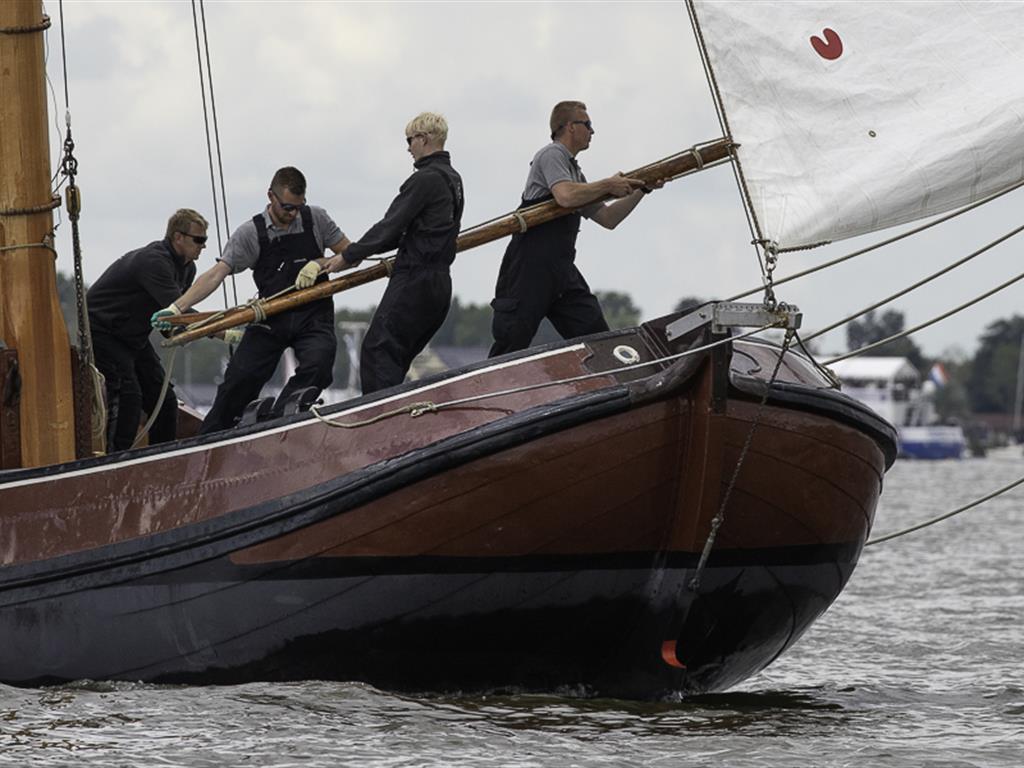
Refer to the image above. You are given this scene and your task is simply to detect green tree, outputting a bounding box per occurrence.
[433,297,492,348]
[968,315,1024,413]
[674,296,706,313]
[845,309,926,371]
[931,358,971,423]
[595,291,641,329]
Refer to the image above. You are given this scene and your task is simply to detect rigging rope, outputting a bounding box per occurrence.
[866,471,1024,546]
[824,264,1024,365]
[190,0,237,310]
[685,0,771,299]
[804,221,1024,344]
[55,0,106,452]
[724,178,1024,304]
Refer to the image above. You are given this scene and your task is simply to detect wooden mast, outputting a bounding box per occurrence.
[0,0,76,467]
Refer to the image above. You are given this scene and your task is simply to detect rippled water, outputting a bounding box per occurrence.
[2,454,1022,767]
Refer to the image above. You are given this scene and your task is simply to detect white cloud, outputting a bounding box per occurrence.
[37,0,1024,358]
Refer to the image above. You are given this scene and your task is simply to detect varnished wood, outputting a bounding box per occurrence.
[164,140,734,345]
[0,0,76,467]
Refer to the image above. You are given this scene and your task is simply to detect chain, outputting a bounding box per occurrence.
[761,244,779,311]
[689,327,795,592]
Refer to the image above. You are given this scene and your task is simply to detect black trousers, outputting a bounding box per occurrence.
[92,331,178,452]
[361,269,451,395]
[489,259,607,358]
[201,302,336,434]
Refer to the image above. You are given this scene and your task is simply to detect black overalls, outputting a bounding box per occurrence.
[488,195,608,357]
[360,165,464,394]
[200,206,335,433]
[87,238,196,451]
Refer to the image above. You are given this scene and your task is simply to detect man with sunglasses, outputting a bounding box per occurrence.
[331,112,464,394]
[489,100,659,357]
[155,166,351,433]
[87,208,208,451]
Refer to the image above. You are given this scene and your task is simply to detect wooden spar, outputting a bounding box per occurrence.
[0,1,77,467]
[164,138,733,347]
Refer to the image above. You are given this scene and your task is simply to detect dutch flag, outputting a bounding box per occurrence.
[929,363,948,387]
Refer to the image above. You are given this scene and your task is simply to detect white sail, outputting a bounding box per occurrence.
[690,1,1024,251]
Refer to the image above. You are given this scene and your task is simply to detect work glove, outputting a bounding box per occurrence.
[151,303,181,331]
[295,261,321,290]
[222,328,245,345]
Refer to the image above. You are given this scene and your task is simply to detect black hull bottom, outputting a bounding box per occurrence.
[2,545,857,698]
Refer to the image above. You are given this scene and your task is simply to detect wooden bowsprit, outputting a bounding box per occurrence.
[162,139,734,347]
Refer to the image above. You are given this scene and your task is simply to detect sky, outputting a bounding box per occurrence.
[38,0,1024,360]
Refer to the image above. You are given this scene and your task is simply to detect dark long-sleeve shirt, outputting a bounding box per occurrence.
[344,151,464,269]
[88,238,196,349]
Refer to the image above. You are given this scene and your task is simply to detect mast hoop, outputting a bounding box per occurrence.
[0,241,57,258]
[0,15,51,35]
[0,196,61,217]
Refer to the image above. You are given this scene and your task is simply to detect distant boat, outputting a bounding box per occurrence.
[829,358,966,460]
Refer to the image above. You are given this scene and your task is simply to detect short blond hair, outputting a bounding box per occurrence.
[406,112,448,146]
[550,100,587,140]
[165,208,208,239]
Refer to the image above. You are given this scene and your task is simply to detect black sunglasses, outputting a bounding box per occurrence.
[406,133,427,146]
[177,231,208,245]
[270,189,304,213]
[571,119,594,131]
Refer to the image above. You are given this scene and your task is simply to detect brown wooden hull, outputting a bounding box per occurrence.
[0,314,896,697]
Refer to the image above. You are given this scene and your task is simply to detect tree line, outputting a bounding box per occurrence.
[56,273,1024,420]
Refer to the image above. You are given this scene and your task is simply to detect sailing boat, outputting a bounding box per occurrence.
[5,0,1019,698]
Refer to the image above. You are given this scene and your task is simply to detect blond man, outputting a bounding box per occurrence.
[330,112,464,394]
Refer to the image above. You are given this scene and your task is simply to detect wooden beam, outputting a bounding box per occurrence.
[165,139,734,346]
[0,0,76,466]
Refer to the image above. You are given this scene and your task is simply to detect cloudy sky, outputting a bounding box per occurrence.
[40,0,1024,359]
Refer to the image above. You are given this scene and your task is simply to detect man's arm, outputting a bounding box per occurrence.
[584,178,665,230]
[550,173,644,210]
[173,261,233,311]
[334,175,431,268]
[320,236,354,274]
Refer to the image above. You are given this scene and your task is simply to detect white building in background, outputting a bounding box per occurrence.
[829,356,965,460]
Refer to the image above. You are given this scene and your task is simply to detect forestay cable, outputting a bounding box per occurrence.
[725,178,1024,303]
[804,221,1024,344]
[867,473,1024,546]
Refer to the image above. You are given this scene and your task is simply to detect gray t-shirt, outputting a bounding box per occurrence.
[522,142,601,219]
[218,205,345,273]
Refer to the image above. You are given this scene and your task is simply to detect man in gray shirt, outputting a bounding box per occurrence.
[154,166,351,433]
[489,100,658,357]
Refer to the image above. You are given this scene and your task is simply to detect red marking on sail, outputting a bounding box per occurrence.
[810,28,843,60]
[661,640,686,669]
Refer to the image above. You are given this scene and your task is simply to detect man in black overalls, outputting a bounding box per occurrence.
[336,112,464,394]
[89,208,208,451]
[489,100,657,357]
[153,167,351,433]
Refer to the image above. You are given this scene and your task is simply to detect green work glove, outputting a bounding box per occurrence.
[150,303,181,331]
[295,261,321,290]
[222,328,245,345]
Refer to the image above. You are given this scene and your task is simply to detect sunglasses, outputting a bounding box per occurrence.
[177,231,208,245]
[570,119,594,132]
[270,188,304,213]
[406,133,427,146]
